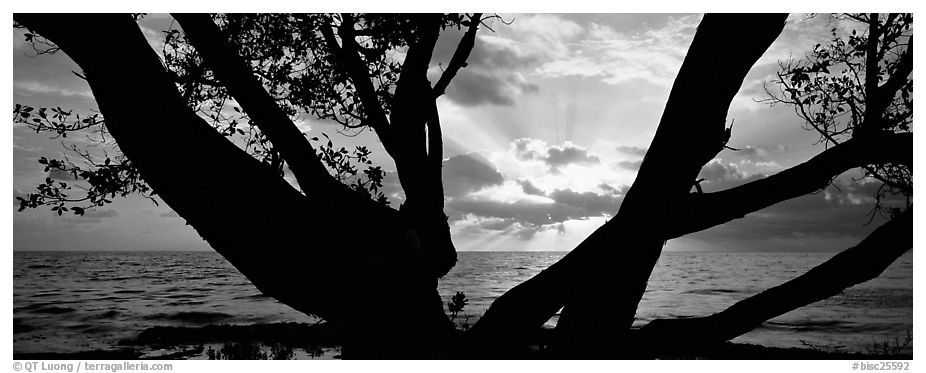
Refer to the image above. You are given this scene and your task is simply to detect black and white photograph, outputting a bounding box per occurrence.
[9,7,915,366]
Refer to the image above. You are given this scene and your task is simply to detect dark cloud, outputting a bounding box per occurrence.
[545,145,600,168]
[465,36,539,70]
[455,216,565,241]
[516,179,545,196]
[682,173,901,251]
[616,145,648,157]
[513,138,600,170]
[447,186,623,237]
[688,192,880,251]
[446,71,518,106]
[434,30,540,107]
[442,153,505,197]
[548,188,622,216]
[615,144,647,170]
[447,198,580,227]
[599,183,622,195]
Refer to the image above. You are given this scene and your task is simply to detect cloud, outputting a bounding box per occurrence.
[507,14,584,58]
[14,81,93,99]
[535,15,701,86]
[446,184,624,239]
[448,198,579,227]
[434,26,541,107]
[512,138,600,170]
[442,153,505,197]
[617,160,643,171]
[616,145,648,157]
[516,178,545,196]
[823,176,895,207]
[548,188,623,216]
[736,144,789,161]
[686,178,894,252]
[698,160,746,182]
[444,70,536,107]
[545,144,600,168]
[598,183,621,195]
[83,208,120,218]
[54,208,121,225]
[439,136,633,240]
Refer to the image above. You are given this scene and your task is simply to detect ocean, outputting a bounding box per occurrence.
[13,251,913,355]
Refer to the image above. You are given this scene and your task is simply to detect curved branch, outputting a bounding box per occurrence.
[433,13,481,98]
[172,14,347,198]
[638,207,912,348]
[666,132,911,239]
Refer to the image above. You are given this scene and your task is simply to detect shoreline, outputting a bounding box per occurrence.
[13,322,912,360]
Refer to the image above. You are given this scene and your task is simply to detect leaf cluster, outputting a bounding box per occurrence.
[312,133,388,205]
[763,13,912,209]
[16,154,154,216]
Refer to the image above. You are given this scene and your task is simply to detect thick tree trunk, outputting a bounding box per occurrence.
[637,207,912,352]
[321,14,458,279]
[15,14,452,358]
[388,15,458,280]
[467,14,788,357]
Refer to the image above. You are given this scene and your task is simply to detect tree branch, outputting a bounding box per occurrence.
[860,13,882,132]
[638,207,912,347]
[390,13,442,162]
[873,36,912,116]
[398,14,443,81]
[386,14,458,279]
[433,13,482,98]
[666,132,911,239]
[173,14,347,198]
[320,15,396,157]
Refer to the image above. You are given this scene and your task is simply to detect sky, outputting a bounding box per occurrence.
[11,13,899,252]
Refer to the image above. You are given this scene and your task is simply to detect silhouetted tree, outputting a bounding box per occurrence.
[13,13,911,358]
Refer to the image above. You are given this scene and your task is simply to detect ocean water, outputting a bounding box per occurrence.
[13,251,912,355]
